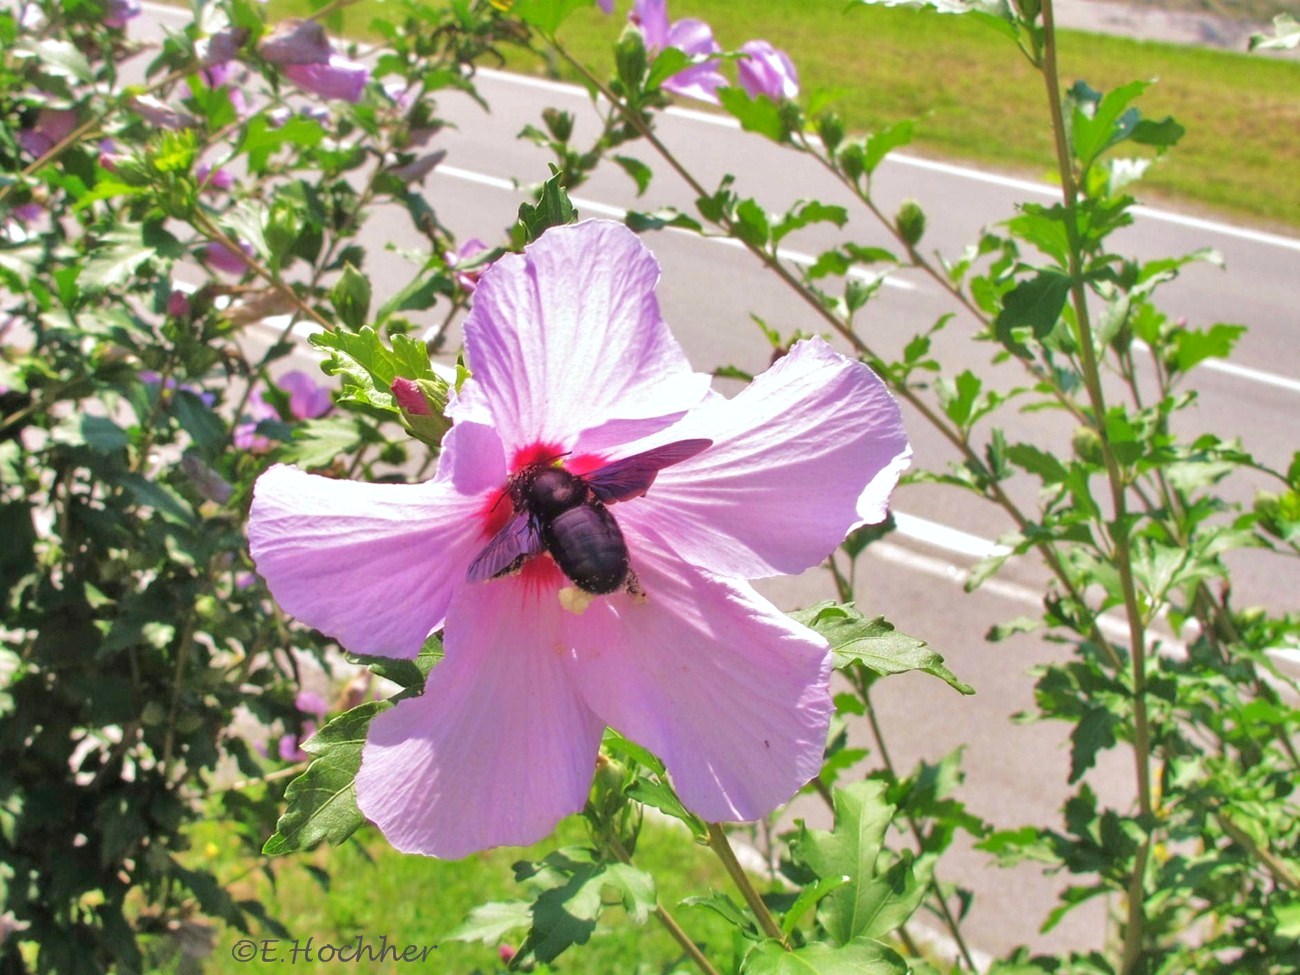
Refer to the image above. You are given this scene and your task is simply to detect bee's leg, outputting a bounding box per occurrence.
[624,570,647,603]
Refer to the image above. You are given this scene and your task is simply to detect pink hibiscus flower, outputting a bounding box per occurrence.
[247,220,910,858]
[630,0,727,104]
[737,40,800,101]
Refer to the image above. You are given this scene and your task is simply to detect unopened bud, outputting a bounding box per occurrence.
[391,377,451,445]
[895,199,926,248]
[1071,426,1103,465]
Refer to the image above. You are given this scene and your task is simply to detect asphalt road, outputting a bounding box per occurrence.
[130,6,1300,961]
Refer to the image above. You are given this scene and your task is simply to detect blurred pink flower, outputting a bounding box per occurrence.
[234,371,332,452]
[104,0,141,29]
[283,56,369,103]
[196,164,234,194]
[447,237,489,294]
[17,108,77,159]
[203,240,253,276]
[630,0,726,103]
[248,221,911,857]
[736,40,799,101]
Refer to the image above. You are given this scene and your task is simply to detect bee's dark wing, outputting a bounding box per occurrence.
[587,438,712,504]
[466,513,543,583]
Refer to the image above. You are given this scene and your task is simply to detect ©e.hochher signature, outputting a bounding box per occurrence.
[231,935,438,964]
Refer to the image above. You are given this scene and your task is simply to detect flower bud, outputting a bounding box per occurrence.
[199,27,248,67]
[895,199,926,248]
[126,95,196,130]
[1071,426,1104,465]
[104,0,140,29]
[391,377,451,445]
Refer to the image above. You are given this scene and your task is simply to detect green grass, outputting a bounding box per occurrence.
[192,816,740,975]
[277,0,1300,231]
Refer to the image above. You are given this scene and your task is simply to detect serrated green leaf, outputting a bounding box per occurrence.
[518,170,578,243]
[80,230,156,290]
[718,87,789,143]
[262,701,388,855]
[793,781,919,947]
[280,416,362,469]
[995,270,1072,353]
[446,900,533,944]
[330,263,371,330]
[790,602,973,694]
[743,937,909,975]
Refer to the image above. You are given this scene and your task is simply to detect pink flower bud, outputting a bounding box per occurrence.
[283,56,370,103]
[196,164,234,194]
[448,238,490,294]
[167,290,191,318]
[391,377,430,415]
[498,945,517,963]
[198,27,247,67]
[736,40,799,101]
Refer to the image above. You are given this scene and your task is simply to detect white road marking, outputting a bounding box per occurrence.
[475,66,1300,254]
[436,164,917,290]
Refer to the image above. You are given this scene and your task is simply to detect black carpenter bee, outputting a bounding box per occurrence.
[466,439,711,595]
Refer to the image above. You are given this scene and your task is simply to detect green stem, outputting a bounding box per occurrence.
[705,823,787,946]
[607,835,723,975]
[1039,4,1153,970]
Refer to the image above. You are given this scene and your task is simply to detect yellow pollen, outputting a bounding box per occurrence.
[558,586,594,615]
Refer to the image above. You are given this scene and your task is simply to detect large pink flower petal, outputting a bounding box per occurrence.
[451,221,711,456]
[248,422,505,657]
[619,338,911,579]
[563,533,831,821]
[356,576,604,858]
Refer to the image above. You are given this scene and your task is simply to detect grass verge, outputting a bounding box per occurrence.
[274,0,1300,231]
[191,815,741,975]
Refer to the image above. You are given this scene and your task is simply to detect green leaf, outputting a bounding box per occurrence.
[793,781,896,944]
[236,115,325,172]
[718,87,790,143]
[311,326,435,412]
[781,876,852,937]
[743,937,909,975]
[1067,80,1149,170]
[1069,707,1118,783]
[447,900,533,944]
[517,170,578,243]
[645,47,692,92]
[329,263,372,330]
[995,269,1072,353]
[862,120,914,176]
[53,414,130,453]
[80,230,157,290]
[612,155,653,196]
[280,416,362,469]
[1170,323,1246,374]
[772,201,849,246]
[790,602,973,694]
[22,39,93,83]
[262,702,388,855]
[509,0,589,34]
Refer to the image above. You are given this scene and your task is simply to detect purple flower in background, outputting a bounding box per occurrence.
[17,108,77,159]
[596,0,614,12]
[283,56,370,103]
[12,203,44,225]
[104,0,141,29]
[280,370,333,421]
[260,18,332,65]
[234,371,332,452]
[278,689,329,763]
[247,221,911,858]
[126,95,197,130]
[167,290,191,318]
[447,237,490,294]
[737,40,799,101]
[630,0,727,104]
[203,240,253,276]
[196,164,234,194]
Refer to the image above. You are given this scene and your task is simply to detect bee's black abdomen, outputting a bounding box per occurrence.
[542,502,629,594]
